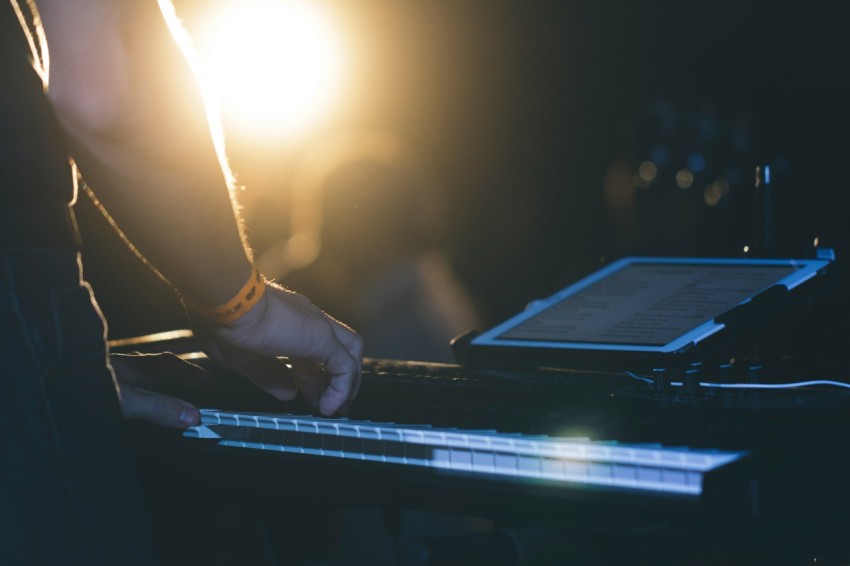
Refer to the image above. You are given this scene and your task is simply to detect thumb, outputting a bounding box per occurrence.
[120,384,201,429]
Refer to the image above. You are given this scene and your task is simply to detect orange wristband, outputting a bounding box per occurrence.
[191,267,265,324]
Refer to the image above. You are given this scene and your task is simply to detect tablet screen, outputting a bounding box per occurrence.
[473,257,828,353]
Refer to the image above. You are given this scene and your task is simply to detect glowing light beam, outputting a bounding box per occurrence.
[196,0,346,138]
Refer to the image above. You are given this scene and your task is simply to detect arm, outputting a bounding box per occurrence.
[36,0,362,415]
[38,0,247,304]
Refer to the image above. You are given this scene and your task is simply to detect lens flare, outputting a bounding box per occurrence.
[196,0,346,138]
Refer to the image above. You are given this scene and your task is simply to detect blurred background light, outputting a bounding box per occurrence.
[77,0,850,347]
[194,0,346,138]
[703,177,730,207]
[255,130,433,279]
[686,152,706,173]
[649,145,671,166]
[638,160,658,184]
[675,168,694,189]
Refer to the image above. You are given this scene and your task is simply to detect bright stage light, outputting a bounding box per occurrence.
[196,0,346,138]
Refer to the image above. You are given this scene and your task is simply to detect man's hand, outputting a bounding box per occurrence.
[111,352,214,429]
[197,283,363,417]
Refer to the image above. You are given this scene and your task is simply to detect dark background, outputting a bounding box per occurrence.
[77,0,850,359]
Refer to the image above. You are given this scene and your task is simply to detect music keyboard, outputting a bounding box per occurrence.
[185,409,746,497]
[117,333,850,562]
[111,331,850,524]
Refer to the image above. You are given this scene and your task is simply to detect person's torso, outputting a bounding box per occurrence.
[1,1,79,249]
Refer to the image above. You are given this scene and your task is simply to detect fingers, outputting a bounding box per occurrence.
[327,317,364,365]
[298,316,360,416]
[290,347,357,416]
[201,282,364,415]
[325,317,364,407]
[119,384,200,429]
[303,312,362,415]
[314,346,360,416]
[110,352,212,428]
[289,358,327,408]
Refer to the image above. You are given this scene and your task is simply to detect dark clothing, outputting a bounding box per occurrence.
[0,0,74,207]
[0,2,155,564]
[0,0,80,249]
[0,250,155,565]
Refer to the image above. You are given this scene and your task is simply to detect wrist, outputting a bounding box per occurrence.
[188,266,266,325]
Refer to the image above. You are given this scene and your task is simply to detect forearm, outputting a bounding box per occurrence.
[35,0,363,415]
[38,0,251,306]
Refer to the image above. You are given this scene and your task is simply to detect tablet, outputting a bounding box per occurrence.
[466,257,830,367]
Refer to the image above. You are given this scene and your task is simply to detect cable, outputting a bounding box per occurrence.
[622,371,654,384]
[671,380,850,390]
[624,371,850,390]
[623,371,850,390]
